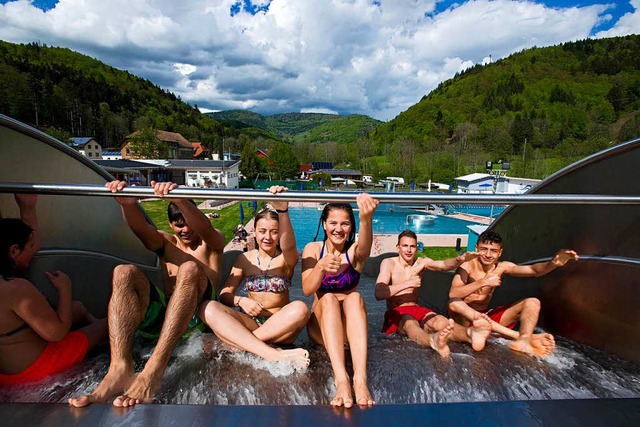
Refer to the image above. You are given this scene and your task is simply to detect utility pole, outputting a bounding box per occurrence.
[522,138,527,177]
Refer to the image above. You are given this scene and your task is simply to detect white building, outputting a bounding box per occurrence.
[70,137,102,159]
[102,151,122,160]
[455,173,540,194]
[93,159,241,188]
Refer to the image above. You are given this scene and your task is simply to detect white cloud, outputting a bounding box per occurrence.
[0,0,632,121]
[596,0,640,38]
[300,107,339,115]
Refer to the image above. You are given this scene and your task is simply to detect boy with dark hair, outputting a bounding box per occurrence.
[375,230,492,357]
[70,180,225,408]
[448,230,578,357]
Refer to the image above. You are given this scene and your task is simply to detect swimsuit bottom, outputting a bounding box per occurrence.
[252,315,269,326]
[0,331,89,386]
[482,305,517,330]
[138,281,215,341]
[382,305,437,335]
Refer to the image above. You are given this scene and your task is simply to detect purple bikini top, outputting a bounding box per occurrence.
[318,242,361,292]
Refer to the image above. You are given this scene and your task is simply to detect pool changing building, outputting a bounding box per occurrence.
[455,173,540,194]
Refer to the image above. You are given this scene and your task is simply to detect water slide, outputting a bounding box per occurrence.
[1,114,639,425]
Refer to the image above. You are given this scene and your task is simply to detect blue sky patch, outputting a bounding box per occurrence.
[230,0,271,17]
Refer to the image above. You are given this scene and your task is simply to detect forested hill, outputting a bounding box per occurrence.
[371,35,640,162]
[208,110,381,143]
[0,41,226,149]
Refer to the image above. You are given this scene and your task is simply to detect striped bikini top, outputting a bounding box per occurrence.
[318,242,361,292]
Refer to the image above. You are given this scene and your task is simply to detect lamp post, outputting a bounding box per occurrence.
[522,138,527,176]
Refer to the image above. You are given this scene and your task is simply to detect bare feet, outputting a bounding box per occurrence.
[273,348,310,371]
[113,369,163,407]
[514,333,555,357]
[68,365,135,408]
[468,314,492,351]
[429,319,453,358]
[331,380,354,408]
[353,378,375,406]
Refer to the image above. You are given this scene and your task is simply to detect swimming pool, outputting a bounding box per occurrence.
[444,204,507,217]
[289,207,473,250]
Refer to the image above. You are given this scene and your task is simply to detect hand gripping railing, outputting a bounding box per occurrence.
[1,182,639,205]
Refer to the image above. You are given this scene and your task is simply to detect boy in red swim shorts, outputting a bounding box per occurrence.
[0,194,107,386]
[448,230,578,357]
[375,230,491,357]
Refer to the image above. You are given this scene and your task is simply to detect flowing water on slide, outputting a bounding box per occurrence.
[2,265,640,405]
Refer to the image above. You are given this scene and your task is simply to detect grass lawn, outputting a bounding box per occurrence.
[141,199,467,257]
[419,246,466,260]
[140,200,258,244]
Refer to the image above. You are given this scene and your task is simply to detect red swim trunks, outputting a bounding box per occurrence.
[0,331,89,386]
[483,305,517,329]
[382,305,436,335]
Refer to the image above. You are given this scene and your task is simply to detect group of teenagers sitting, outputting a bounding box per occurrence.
[0,181,578,408]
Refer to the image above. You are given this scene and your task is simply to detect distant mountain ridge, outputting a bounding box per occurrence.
[207,110,382,143]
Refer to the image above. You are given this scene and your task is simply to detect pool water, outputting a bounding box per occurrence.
[445,205,507,217]
[289,207,473,250]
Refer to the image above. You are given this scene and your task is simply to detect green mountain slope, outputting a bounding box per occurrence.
[208,110,382,143]
[0,41,226,149]
[372,35,640,154]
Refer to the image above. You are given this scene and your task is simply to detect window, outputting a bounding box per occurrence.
[88,153,92,157]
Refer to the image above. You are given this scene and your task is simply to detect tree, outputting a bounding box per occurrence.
[128,127,167,159]
[45,127,72,145]
[268,142,300,180]
[240,140,263,181]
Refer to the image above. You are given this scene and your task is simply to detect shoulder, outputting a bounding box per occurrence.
[497,261,516,273]
[159,230,177,243]
[2,277,38,301]
[302,241,322,256]
[234,251,254,266]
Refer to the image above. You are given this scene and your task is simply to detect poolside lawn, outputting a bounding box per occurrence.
[140,199,466,258]
[140,200,253,244]
[419,247,466,260]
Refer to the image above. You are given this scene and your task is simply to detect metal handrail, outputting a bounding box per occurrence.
[1,182,639,205]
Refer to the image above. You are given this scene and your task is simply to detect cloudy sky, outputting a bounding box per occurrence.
[0,0,638,121]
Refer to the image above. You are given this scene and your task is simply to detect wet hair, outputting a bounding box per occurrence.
[254,208,279,228]
[397,229,417,244]
[253,208,281,250]
[477,230,503,246]
[313,203,357,250]
[167,199,197,224]
[0,218,33,279]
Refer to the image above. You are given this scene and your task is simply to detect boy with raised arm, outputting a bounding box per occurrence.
[375,230,492,357]
[448,230,578,357]
[69,180,225,408]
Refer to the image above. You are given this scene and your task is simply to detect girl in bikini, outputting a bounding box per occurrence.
[301,193,379,408]
[199,186,310,368]
[0,194,107,386]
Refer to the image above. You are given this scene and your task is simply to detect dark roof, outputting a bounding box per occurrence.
[70,137,96,147]
[312,161,333,170]
[310,169,362,177]
[165,160,240,169]
[93,159,159,170]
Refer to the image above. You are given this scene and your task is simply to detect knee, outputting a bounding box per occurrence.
[177,261,204,280]
[175,261,206,290]
[289,300,310,321]
[428,314,450,331]
[524,297,541,311]
[198,300,223,322]
[317,293,340,309]
[343,291,365,309]
[112,264,142,289]
[448,299,463,313]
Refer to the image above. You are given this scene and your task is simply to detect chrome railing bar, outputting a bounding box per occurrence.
[1,182,639,205]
